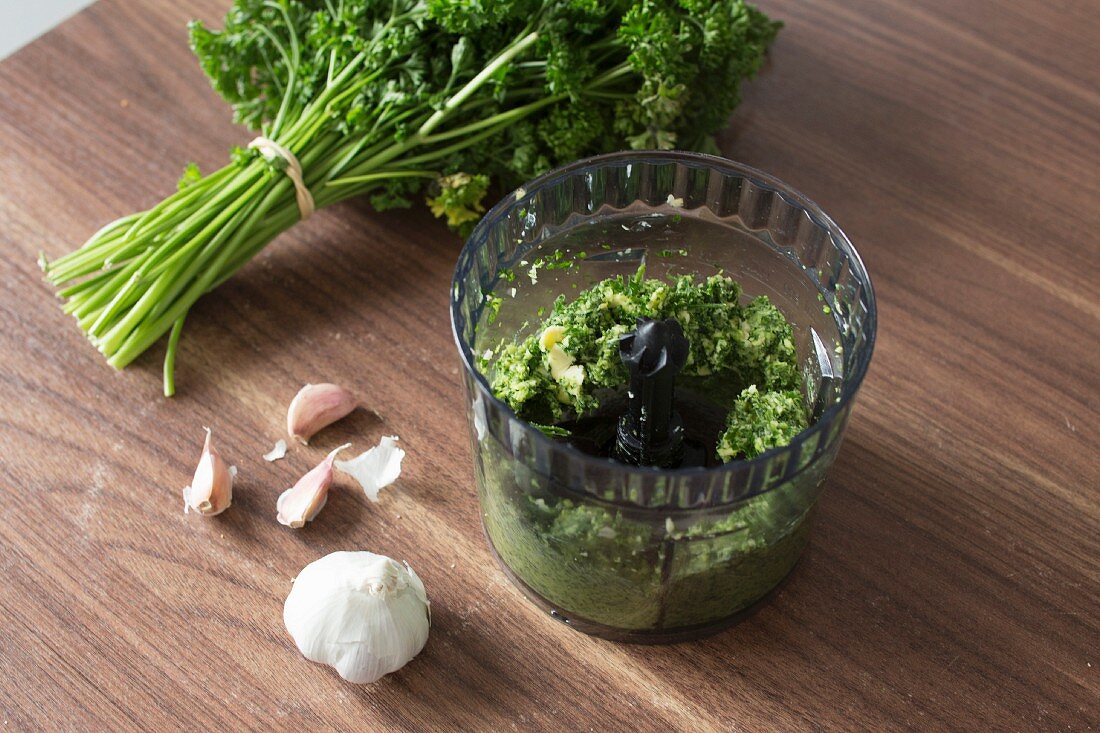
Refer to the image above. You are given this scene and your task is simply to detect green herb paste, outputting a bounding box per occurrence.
[478,445,816,629]
[486,266,807,456]
[479,267,820,631]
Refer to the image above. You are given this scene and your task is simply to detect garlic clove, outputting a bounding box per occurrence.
[335,435,405,503]
[287,383,357,445]
[284,551,430,684]
[276,443,350,528]
[539,324,565,351]
[183,427,233,516]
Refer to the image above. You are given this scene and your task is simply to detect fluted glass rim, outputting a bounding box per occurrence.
[450,150,877,481]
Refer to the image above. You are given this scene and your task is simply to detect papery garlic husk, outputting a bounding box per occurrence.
[263,438,288,462]
[287,383,357,445]
[276,444,350,528]
[182,427,233,516]
[284,551,430,684]
[335,435,405,503]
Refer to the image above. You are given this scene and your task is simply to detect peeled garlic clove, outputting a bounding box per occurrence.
[287,383,357,445]
[277,444,351,528]
[284,551,430,684]
[335,435,405,503]
[182,427,233,516]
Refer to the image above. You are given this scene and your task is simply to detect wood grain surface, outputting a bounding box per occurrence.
[1,0,1097,730]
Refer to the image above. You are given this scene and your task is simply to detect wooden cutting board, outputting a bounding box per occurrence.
[0,0,1096,729]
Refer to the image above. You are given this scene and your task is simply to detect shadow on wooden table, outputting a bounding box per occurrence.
[336,602,561,730]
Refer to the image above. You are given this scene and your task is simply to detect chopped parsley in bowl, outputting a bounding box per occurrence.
[451,152,877,641]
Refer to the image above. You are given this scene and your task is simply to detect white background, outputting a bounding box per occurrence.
[0,0,96,59]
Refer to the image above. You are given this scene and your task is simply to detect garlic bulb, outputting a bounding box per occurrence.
[284,552,430,684]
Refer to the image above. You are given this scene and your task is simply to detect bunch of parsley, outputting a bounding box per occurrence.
[41,0,779,394]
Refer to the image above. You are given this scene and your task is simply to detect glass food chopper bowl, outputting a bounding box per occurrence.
[450,151,876,642]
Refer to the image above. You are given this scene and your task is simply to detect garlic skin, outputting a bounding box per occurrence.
[284,552,430,684]
[263,439,288,462]
[182,427,233,516]
[287,383,357,445]
[335,435,405,503]
[276,444,350,528]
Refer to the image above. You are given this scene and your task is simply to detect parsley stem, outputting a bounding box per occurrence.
[163,312,186,397]
[419,29,541,137]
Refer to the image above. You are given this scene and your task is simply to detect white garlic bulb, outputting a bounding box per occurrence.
[283,551,430,684]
